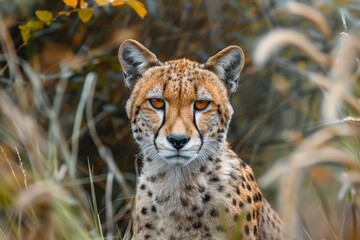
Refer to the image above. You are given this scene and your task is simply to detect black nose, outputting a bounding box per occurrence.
[167,134,190,150]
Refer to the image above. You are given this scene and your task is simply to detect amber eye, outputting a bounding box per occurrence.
[194,100,210,111]
[149,98,165,110]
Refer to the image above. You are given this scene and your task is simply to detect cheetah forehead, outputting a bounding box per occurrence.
[135,58,228,103]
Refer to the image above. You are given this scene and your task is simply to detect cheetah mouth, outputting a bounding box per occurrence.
[162,153,196,166]
[167,154,190,160]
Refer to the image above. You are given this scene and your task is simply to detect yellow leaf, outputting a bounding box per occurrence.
[80,0,87,8]
[110,0,124,6]
[78,8,94,23]
[19,24,31,44]
[35,10,53,25]
[125,0,147,18]
[26,20,44,30]
[18,24,27,31]
[95,0,109,6]
[63,0,78,8]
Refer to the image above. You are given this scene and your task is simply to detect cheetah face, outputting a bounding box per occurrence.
[119,40,244,167]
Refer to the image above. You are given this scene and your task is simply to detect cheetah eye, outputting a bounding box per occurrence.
[149,98,165,110]
[194,100,211,111]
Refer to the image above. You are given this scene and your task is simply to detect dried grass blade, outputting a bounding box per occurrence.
[281,2,331,38]
[254,29,331,68]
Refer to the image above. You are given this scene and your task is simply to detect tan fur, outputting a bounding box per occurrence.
[119,39,284,240]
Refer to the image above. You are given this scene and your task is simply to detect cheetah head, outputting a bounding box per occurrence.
[119,40,244,168]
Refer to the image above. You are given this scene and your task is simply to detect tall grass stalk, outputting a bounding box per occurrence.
[256,2,360,238]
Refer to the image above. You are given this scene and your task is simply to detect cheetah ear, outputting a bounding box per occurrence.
[118,39,160,90]
[205,46,245,94]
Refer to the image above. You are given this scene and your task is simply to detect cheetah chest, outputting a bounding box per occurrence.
[133,155,263,240]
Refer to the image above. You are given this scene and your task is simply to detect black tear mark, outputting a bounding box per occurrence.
[193,112,203,153]
[153,109,166,151]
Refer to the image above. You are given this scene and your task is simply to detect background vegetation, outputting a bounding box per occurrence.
[0,0,359,239]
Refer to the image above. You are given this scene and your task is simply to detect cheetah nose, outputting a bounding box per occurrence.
[167,134,190,150]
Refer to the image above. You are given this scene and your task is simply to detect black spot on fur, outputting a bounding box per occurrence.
[145,223,153,229]
[147,175,157,182]
[210,209,219,218]
[245,225,250,235]
[192,221,202,229]
[202,194,210,202]
[210,176,220,182]
[181,197,189,207]
[151,205,157,212]
[246,213,252,221]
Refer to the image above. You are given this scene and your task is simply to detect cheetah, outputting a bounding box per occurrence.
[118,39,285,240]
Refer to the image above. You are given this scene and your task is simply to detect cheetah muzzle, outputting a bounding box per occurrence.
[119,39,285,240]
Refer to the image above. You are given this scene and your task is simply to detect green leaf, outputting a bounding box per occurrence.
[78,8,94,23]
[125,0,147,19]
[35,10,53,25]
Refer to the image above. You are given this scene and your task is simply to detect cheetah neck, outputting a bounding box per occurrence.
[134,142,256,239]
[137,142,240,210]
[138,142,238,197]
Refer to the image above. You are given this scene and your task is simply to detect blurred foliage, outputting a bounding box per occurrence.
[0,0,360,239]
[19,0,147,44]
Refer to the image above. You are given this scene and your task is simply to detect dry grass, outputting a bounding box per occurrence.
[255,4,360,238]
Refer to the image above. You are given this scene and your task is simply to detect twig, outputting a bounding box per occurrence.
[85,72,132,197]
[14,146,27,189]
[1,146,21,189]
[106,172,115,239]
[69,72,96,179]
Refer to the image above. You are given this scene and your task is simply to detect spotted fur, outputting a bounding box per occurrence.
[119,39,284,240]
